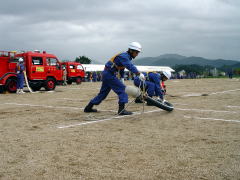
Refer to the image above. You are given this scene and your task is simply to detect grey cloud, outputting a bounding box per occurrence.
[1,0,240,62]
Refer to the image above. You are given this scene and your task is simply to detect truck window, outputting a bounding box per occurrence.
[77,65,83,70]
[10,57,23,63]
[32,57,43,65]
[69,65,75,69]
[47,58,61,70]
[47,58,57,66]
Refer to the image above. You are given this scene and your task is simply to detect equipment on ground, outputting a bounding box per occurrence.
[125,85,174,112]
[125,86,141,98]
[23,71,33,93]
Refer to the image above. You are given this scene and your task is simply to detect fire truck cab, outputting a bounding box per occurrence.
[0,50,63,92]
[61,62,85,85]
[0,51,18,93]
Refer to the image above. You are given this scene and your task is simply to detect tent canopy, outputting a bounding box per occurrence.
[82,64,175,72]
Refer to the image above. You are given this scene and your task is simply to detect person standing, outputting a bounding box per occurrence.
[62,67,67,86]
[16,58,25,94]
[84,42,145,115]
[92,71,97,82]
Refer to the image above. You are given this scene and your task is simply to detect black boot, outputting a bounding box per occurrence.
[84,102,97,113]
[135,96,144,103]
[118,103,133,115]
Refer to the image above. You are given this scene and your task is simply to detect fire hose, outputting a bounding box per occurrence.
[125,82,174,112]
[23,71,33,93]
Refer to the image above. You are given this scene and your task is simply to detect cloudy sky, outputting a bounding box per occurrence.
[1,0,240,62]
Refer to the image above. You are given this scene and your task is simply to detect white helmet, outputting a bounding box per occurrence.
[18,58,24,62]
[162,71,171,80]
[128,42,142,52]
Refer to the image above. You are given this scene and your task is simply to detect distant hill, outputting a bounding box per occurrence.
[133,54,240,68]
[157,54,187,60]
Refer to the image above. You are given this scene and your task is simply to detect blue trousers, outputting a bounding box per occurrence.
[17,73,24,89]
[90,70,128,105]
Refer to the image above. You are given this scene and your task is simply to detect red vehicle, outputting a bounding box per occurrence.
[0,51,18,92]
[0,50,63,92]
[61,62,85,84]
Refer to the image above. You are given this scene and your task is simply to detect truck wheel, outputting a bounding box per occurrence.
[44,78,56,91]
[5,79,17,93]
[67,80,72,85]
[76,77,81,85]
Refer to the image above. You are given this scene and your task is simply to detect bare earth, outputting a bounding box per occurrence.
[0,78,240,180]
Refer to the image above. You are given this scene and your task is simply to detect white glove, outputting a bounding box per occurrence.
[120,78,124,84]
[139,73,145,81]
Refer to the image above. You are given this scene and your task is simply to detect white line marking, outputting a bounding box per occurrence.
[3,102,239,127]
[182,93,202,97]
[175,108,237,114]
[173,103,188,106]
[184,116,240,123]
[4,103,237,114]
[46,91,55,93]
[56,98,84,101]
[180,89,240,98]
[57,109,162,129]
[209,89,240,95]
[4,103,84,110]
[68,87,100,90]
[4,103,116,112]
[67,88,81,90]
[226,105,240,108]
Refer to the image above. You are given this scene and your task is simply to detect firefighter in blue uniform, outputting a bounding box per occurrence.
[84,42,145,115]
[134,71,171,104]
[16,58,25,94]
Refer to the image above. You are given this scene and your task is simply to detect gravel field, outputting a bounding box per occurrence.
[0,78,240,180]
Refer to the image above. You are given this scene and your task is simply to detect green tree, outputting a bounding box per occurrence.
[75,56,92,64]
[234,68,240,75]
[173,64,215,77]
[173,64,205,75]
[219,63,240,75]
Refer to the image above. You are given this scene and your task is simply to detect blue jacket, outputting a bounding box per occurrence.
[147,72,162,97]
[134,72,164,99]
[16,63,25,74]
[105,52,139,78]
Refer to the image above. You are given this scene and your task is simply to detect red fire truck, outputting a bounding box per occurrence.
[61,62,85,84]
[0,50,63,92]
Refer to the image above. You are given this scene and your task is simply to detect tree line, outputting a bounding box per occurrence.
[173,64,240,77]
[75,56,92,64]
[73,55,240,77]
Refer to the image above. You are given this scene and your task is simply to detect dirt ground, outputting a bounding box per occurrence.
[0,78,240,180]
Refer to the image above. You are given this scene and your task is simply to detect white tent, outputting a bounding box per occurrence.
[82,64,105,72]
[82,64,175,72]
[135,65,175,72]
